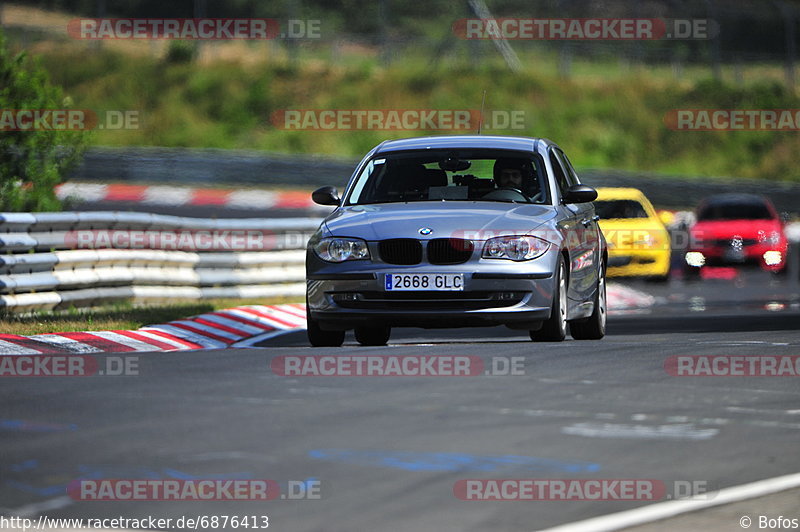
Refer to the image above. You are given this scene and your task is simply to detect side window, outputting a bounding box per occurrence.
[556,149,580,186]
[548,150,570,197]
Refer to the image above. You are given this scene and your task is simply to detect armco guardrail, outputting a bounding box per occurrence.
[70,147,800,214]
[0,212,322,312]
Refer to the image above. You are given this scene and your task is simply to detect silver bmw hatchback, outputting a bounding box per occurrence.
[306,135,607,346]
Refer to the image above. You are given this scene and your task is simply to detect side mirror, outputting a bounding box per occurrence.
[312,186,341,206]
[562,184,598,204]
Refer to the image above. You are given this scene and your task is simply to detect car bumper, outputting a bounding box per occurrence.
[686,245,787,271]
[307,272,555,330]
[606,249,670,277]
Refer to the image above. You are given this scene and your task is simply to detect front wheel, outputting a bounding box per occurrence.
[570,263,607,340]
[307,314,345,347]
[355,325,391,346]
[530,255,567,342]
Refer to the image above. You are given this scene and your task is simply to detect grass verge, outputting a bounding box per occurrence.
[6,28,800,182]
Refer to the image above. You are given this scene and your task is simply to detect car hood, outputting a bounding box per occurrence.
[322,202,557,241]
[691,219,783,240]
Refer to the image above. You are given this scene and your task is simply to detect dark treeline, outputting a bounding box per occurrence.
[21,0,800,61]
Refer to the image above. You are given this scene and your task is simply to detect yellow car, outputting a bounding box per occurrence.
[593,188,671,279]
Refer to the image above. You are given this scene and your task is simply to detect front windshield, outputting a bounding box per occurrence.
[697,202,774,221]
[594,199,649,219]
[345,149,549,205]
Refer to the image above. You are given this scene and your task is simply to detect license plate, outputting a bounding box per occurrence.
[385,273,464,291]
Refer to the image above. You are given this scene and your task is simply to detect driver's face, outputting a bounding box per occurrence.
[497,168,523,188]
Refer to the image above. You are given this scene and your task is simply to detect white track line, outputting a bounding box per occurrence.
[538,471,800,532]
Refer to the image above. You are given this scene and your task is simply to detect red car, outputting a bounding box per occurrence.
[685,194,788,274]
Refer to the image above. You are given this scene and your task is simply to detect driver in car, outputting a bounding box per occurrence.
[493,158,539,198]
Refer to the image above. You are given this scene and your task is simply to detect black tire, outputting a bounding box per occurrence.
[354,325,391,346]
[307,314,345,347]
[570,263,607,340]
[530,255,567,342]
[683,265,701,281]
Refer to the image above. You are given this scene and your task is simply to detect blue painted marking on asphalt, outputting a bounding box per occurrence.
[0,419,78,432]
[9,459,38,472]
[308,449,600,473]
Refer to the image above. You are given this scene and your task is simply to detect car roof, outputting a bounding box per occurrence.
[595,187,648,200]
[373,135,546,154]
[700,193,771,206]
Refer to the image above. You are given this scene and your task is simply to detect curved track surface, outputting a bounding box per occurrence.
[2,270,799,531]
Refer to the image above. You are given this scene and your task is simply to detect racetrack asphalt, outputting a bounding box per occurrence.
[1,269,799,531]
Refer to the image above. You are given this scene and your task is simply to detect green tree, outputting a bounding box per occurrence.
[0,30,90,211]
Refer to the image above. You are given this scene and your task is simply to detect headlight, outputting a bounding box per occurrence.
[482,236,550,261]
[685,251,705,267]
[763,250,783,265]
[313,237,370,262]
